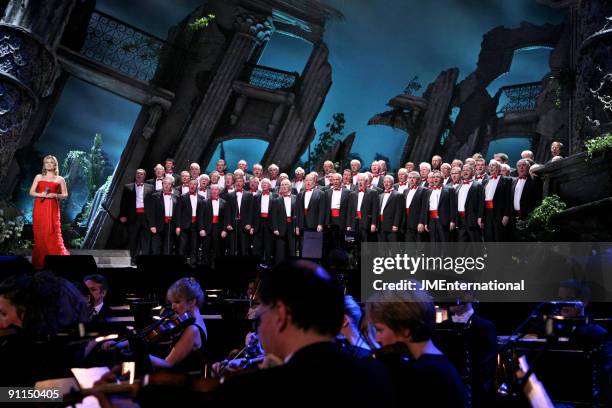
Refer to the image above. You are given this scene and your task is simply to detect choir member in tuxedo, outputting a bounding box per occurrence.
[177,171,191,195]
[267,164,280,191]
[197,174,210,200]
[418,162,431,188]
[176,179,204,263]
[296,174,326,253]
[220,173,235,200]
[455,165,484,242]
[272,180,298,263]
[405,161,415,172]
[450,167,462,190]
[341,169,355,192]
[318,160,335,189]
[233,169,245,183]
[164,158,180,186]
[146,164,165,191]
[147,176,179,255]
[209,171,221,188]
[215,159,227,189]
[237,160,251,182]
[464,157,476,168]
[347,173,378,242]
[200,185,227,265]
[248,176,260,194]
[451,159,463,170]
[482,160,511,242]
[252,163,264,186]
[253,178,276,264]
[370,161,384,190]
[402,171,426,242]
[225,176,254,256]
[366,172,382,194]
[394,168,409,193]
[520,150,534,161]
[324,173,351,248]
[441,163,452,186]
[350,159,361,184]
[189,162,201,180]
[292,167,305,195]
[500,164,511,177]
[550,141,563,161]
[119,168,154,262]
[474,158,488,182]
[431,155,442,171]
[377,175,402,242]
[511,160,543,240]
[378,160,388,178]
[419,170,457,242]
[273,173,289,194]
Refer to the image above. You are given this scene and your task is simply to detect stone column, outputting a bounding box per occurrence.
[0,0,77,183]
[173,9,273,168]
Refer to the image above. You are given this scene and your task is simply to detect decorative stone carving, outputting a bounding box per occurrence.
[233,9,274,43]
[142,103,163,140]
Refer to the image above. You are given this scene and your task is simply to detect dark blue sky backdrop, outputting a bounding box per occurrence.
[36,0,564,175]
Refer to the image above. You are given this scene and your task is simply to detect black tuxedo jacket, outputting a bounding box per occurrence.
[378,190,402,232]
[146,191,180,230]
[271,195,298,236]
[145,178,163,191]
[482,176,512,218]
[455,182,485,228]
[225,190,255,229]
[176,193,205,230]
[420,187,457,227]
[201,197,226,234]
[119,182,154,222]
[511,176,542,217]
[347,189,379,230]
[323,187,351,227]
[296,188,326,230]
[402,186,426,230]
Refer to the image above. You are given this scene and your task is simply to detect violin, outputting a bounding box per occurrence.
[141,311,195,344]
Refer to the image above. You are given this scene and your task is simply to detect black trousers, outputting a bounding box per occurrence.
[127,213,150,257]
[484,209,506,242]
[404,227,420,242]
[275,223,297,264]
[427,218,449,242]
[151,223,176,255]
[457,217,482,242]
[202,224,224,266]
[178,225,199,259]
[378,230,398,242]
[254,218,274,264]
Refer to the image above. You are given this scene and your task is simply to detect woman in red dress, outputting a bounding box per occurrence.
[29,155,70,268]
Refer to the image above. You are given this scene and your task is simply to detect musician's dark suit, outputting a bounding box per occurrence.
[271,195,298,263]
[225,190,255,256]
[146,191,179,255]
[455,182,484,242]
[401,186,426,242]
[214,342,394,408]
[119,182,154,258]
[253,192,277,264]
[437,314,497,408]
[176,193,205,260]
[420,187,457,242]
[347,189,379,242]
[511,176,542,221]
[377,190,402,242]
[201,197,226,265]
[482,176,512,242]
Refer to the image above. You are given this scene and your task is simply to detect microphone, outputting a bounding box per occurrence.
[40,186,49,203]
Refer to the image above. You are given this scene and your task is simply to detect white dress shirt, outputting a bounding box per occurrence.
[163,194,173,217]
[429,188,441,210]
[484,176,500,201]
[212,198,219,216]
[405,187,417,209]
[380,192,392,214]
[284,196,292,217]
[331,189,342,209]
[458,182,472,212]
[304,189,313,209]
[357,191,365,211]
[294,180,303,193]
[135,184,144,209]
[261,193,270,214]
[513,178,526,211]
[397,182,408,194]
[189,194,197,217]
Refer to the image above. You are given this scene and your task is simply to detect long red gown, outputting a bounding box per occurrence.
[32,180,70,268]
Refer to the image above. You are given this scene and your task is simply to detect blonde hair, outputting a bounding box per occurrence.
[167,277,205,308]
[42,155,59,176]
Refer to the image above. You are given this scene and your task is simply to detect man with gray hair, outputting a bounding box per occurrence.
[378,175,402,242]
[402,171,426,242]
[511,159,542,223]
[147,176,179,255]
[268,164,280,190]
[395,168,409,193]
[347,173,378,242]
[253,178,276,264]
[237,159,250,182]
[482,160,511,242]
[418,162,431,188]
[146,163,165,191]
[292,167,305,194]
[324,173,350,248]
[350,159,361,184]
[520,150,534,161]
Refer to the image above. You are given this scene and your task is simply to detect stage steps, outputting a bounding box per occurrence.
[69,249,132,268]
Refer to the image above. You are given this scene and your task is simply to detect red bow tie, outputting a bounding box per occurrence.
[334,188,341,191]
[476,175,483,179]
[136,183,143,186]
[250,189,257,193]
[305,188,313,192]
[270,177,277,180]
[235,188,243,192]
[463,181,471,184]
[430,186,441,190]
[283,193,291,197]
[352,172,358,176]
[156,178,163,181]
[212,198,218,201]
[164,192,172,196]
[518,176,527,180]
[182,184,189,187]
[410,186,417,190]
[384,190,392,194]
[358,188,365,193]
[490,176,497,180]
[262,192,269,195]
[199,188,207,191]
